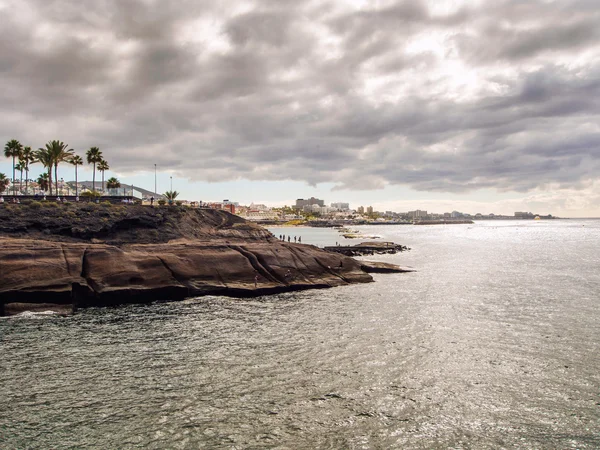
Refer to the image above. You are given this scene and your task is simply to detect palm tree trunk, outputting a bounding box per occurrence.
[12,155,15,197]
[48,168,53,196]
[25,168,29,195]
[102,171,105,193]
[19,170,23,193]
[75,166,78,197]
[92,163,96,193]
[55,164,58,196]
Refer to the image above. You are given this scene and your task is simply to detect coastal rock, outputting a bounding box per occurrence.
[0,238,372,315]
[324,241,409,256]
[0,205,413,316]
[360,261,416,273]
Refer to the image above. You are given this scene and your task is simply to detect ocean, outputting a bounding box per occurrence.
[1,220,599,448]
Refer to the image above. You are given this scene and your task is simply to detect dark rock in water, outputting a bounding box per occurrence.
[0,205,382,316]
[324,241,409,256]
[360,261,416,273]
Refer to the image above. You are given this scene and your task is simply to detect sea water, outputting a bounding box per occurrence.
[1,220,599,448]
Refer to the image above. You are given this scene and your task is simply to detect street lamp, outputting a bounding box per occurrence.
[170,176,173,192]
[154,164,157,195]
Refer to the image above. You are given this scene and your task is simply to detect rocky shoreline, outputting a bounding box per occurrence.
[324,241,410,256]
[0,204,410,316]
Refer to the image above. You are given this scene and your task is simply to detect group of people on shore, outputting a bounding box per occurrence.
[278,234,301,243]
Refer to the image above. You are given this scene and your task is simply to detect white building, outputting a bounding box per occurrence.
[330,202,350,211]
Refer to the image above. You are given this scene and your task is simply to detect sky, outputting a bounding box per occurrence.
[1,0,600,217]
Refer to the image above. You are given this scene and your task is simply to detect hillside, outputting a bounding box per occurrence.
[0,203,270,244]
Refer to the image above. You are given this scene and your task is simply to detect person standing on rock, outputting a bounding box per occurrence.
[254,274,259,288]
[298,236,301,243]
[288,236,291,242]
[294,236,297,243]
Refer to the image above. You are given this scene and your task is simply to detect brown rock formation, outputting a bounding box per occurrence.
[0,204,376,315]
[360,261,416,273]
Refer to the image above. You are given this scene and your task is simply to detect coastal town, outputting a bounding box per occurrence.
[1,139,557,224]
[0,174,556,225]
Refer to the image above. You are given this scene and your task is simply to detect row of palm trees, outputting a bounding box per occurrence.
[3,139,111,196]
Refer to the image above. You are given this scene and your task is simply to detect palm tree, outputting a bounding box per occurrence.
[86,147,103,193]
[37,141,73,195]
[70,155,83,197]
[4,139,23,196]
[20,146,35,195]
[34,147,54,195]
[98,159,109,193]
[106,177,120,190]
[0,173,10,195]
[47,141,73,196]
[36,173,49,193]
[15,161,25,194]
[164,190,179,204]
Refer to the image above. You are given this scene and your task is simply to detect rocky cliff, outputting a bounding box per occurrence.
[0,203,375,315]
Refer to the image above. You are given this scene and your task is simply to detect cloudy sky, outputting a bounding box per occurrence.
[1,0,599,216]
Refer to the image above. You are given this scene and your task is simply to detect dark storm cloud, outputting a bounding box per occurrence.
[1,0,600,194]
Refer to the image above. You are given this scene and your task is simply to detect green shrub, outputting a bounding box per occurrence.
[81,203,97,212]
[175,201,183,206]
[29,201,42,209]
[158,199,166,206]
[101,200,112,206]
[46,202,59,208]
[81,191,101,198]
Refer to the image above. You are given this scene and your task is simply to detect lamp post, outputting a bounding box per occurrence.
[170,176,172,192]
[154,164,157,195]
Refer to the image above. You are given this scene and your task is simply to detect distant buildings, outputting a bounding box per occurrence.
[237,202,278,220]
[408,210,427,219]
[304,204,338,214]
[295,197,324,210]
[330,202,350,210]
[203,201,236,214]
[514,211,534,219]
[216,196,558,223]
